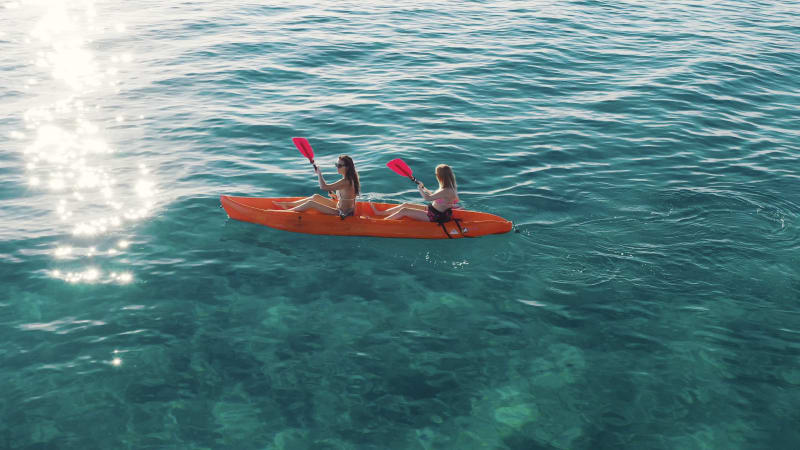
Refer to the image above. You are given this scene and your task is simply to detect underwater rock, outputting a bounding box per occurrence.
[782,368,800,385]
[529,343,586,389]
[494,402,540,428]
[30,420,60,444]
[273,428,309,449]
[261,300,301,331]
[212,401,266,446]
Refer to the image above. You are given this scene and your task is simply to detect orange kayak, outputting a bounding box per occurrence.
[220,195,513,239]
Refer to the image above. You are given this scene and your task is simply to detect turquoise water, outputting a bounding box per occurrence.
[2,0,799,448]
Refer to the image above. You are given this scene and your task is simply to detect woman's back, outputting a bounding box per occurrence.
[430,187,458,211]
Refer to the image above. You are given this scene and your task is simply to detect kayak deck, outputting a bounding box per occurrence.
[220,195,513,239]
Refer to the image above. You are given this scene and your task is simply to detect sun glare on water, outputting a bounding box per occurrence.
[10,0,154,285]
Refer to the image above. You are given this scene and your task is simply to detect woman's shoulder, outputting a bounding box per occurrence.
[448,188,460,201]
[436,187,458,201]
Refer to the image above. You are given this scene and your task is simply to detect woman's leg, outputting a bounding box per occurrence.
[276,194,334,209]
[274,197,310,209]
[288,199,340,215]
[370,202,425,216]
[384,207,431,221]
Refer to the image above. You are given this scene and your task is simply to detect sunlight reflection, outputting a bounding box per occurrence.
[117,272,133,283]
[84,267,100,281]
[15,0,152,286]
[110,349,123,367]
[54,246,72,258]
[50,267,134,285]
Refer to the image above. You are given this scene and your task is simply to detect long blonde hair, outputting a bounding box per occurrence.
[435,164,456,190]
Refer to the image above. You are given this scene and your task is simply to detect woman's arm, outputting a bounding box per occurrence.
[417,186,455,202]
[417,184,434,201]
[318,172,348,192]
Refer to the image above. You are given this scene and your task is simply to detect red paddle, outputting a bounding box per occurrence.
[292,137,317,172]
[387,158,421,186]
[293,137,334,195]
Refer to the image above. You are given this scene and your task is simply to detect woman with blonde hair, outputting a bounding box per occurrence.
[371,164,459,222]
[277,155,360,218]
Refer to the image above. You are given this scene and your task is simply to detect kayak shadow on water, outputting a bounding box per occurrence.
[219,226,293,257]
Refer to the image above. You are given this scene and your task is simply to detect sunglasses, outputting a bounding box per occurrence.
[334,162,346,168]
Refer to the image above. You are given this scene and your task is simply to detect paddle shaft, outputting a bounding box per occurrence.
[308,160,336,197]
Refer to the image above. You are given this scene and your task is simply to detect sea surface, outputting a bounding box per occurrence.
[1,0,799,448]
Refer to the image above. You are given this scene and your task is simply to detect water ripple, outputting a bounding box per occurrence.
[2,0,800,448]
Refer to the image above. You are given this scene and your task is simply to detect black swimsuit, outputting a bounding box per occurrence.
[427,204,453,223]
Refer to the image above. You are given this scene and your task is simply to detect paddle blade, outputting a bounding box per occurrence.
[292,137,314,161]
[387,158,413,178]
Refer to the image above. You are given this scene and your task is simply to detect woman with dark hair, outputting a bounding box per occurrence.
[371,164,459,221]
[276,155,360,217]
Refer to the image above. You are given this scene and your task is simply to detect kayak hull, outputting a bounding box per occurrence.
[220,195,512,239]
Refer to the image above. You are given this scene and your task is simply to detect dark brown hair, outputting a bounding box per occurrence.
[339,155,360,195]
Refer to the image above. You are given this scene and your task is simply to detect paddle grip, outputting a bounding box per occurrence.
[310,159,333,195]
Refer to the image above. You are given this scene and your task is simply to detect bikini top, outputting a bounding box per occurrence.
[335,189,356,202]
[431,196,459,211]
